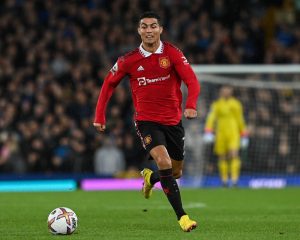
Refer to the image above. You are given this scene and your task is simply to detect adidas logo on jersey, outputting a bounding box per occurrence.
[137,65,144,71]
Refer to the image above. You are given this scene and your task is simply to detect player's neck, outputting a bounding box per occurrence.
[222,96,231,100]
[141,40,160,53]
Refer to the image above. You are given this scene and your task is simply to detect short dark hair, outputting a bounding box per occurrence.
[139,11,161,25]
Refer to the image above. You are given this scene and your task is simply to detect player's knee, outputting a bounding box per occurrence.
[229,151,238,159]
[173,170,182,179]
[155,156,172,169]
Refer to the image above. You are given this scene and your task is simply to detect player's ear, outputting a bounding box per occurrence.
[137,26,141,36]
[159,26,163,34]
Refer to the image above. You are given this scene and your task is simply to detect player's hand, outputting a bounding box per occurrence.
[93,123,106,132]
[184,109,197,119]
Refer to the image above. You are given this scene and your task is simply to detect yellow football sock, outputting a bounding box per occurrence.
[218,159,229,184]
[230,157,241,184]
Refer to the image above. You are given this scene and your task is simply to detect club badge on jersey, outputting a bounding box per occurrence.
[144,135,152,145]
[159,57,170,69]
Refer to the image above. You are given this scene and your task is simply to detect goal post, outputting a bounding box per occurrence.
[181,64,300,188]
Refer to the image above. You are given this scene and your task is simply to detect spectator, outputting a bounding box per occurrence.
[0,0,299,174]
[94,137,125,176]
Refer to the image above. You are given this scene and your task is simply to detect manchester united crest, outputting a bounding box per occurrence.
[144,135,152,145]
[159,57,170,69]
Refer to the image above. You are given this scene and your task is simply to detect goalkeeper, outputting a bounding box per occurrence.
[203,86,248,187]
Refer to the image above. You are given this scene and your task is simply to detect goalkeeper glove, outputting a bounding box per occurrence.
[240,131,249,148]
[240,137,249,148]
[203,131,214,143]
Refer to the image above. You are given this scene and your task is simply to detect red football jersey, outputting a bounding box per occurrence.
[94,41,200,125]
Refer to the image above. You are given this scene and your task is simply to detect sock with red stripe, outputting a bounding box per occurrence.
[159,168,186,220]
[150,171,160,185]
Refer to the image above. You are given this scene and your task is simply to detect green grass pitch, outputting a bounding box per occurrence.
[0,188,299,239]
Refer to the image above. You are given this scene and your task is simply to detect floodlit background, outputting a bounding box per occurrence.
[0,0,300,190]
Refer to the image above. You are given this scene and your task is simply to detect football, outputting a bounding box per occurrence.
[47,207,78,235]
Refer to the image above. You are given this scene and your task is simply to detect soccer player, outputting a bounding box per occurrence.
[94,12,200,232]
[203,86,248,187]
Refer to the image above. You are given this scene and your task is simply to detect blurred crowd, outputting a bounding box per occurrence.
[246,87,300,173]
[0,0,299,175]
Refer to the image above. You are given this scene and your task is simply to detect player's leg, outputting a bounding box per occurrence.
[136,121,162,198]
[218,154,229,187]
[147,159,182,184]
[140,158,183,197]
[228,150,241,186]
[138,120,181,194]
[149,145,186,218]
[215,134,229,186]
[148,158,183,182]
[137,121,196,231]
[171,159,183,179]
[163,122,197,231]
[150,145,196,231]
[164,121,185,180]
[170,158,197,231]
[228,135,241,186]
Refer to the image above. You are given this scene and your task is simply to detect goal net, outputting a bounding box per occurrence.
[181,65,300,187]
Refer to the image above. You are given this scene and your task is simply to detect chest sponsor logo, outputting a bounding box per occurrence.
[137,74,170,86]
[159,57,170,69]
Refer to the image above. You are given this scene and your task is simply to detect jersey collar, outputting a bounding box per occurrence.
[139,41,163,57]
